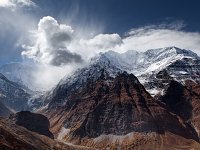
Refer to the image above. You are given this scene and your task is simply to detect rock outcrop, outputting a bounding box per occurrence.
[9,111,54,139]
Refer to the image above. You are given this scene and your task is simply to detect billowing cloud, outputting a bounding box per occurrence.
[22,16,83,66]
[0,0,35,8]
[81,33,122,50]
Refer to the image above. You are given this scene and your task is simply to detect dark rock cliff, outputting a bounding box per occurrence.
[9,111,54,139]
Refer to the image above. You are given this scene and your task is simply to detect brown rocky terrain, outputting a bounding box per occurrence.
[0,117,91,150]
[42,72,200,149]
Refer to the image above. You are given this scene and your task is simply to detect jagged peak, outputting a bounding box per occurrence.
[145,46,199,58]
[59,46,199,89]
[94,47,199,67]
[54,46,200,100]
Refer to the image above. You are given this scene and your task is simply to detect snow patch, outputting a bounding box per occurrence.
[147,88,160,97]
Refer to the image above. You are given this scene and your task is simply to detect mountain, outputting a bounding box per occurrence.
[0,73,31,111]
[41,47,200,105]
[2,47,199,95]
[40,71,200,149]
[140,47,200,96]
[35,47,200,149]
[0,117,90,150]
[0,101,12,118]
[1,46,200,149]
[90,46,199,75]
[94,47,200,96]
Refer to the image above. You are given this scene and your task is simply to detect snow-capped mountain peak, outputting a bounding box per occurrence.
[60,46,200,85]
[52,46,200,100]
[90,46,200,76]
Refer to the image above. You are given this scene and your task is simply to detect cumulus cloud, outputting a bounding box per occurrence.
[0,0,35,8]
[22,16,83,66]
[81,33,122,50]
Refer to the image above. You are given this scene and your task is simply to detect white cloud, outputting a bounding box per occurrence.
[70,33,122,60]
[115,26,200,54]
[81,33,122,50]
[22,16,83,66]
[0,0,35,8]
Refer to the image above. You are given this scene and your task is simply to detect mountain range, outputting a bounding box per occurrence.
[1,47,200,149]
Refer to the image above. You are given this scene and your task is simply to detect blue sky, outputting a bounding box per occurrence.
[0,0,200,65]
[32,0,200,33]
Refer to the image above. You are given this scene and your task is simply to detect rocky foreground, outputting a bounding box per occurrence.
[0,116,91,150]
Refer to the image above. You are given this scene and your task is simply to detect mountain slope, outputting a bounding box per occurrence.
[0,73,30,111]
[157,80,200,136]
[0,101,12,118]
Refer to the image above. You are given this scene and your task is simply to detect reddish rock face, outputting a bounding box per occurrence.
[185,80,200,132]
[158,80,200,136]
[159,80,193,121]
[44,72,199,148]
